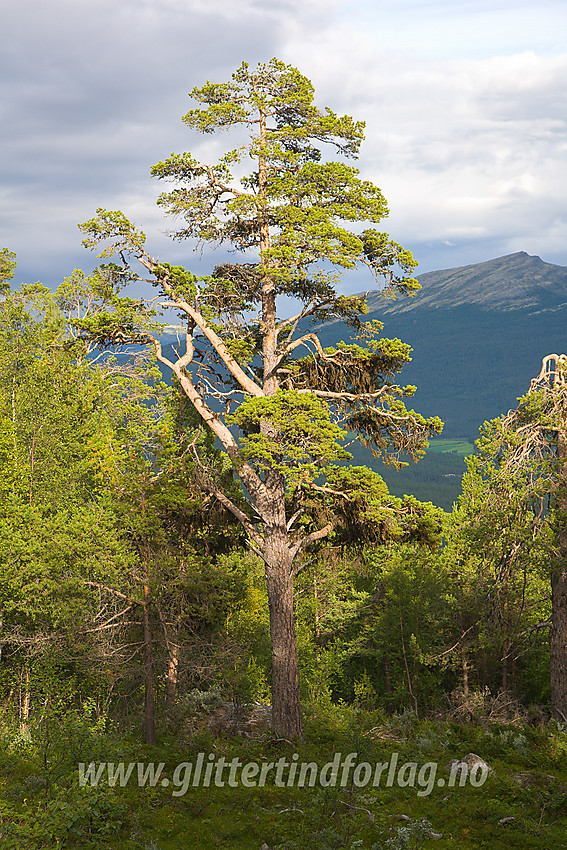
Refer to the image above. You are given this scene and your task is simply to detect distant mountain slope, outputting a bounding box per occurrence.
[375,251,567,312]
[315,252,567,439]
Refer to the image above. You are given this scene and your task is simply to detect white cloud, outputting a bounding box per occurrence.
[1,0,566,286]
[287,40,567,270]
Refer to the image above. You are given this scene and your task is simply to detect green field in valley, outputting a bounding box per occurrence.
[345,436,476,512]
[426,439,475,456]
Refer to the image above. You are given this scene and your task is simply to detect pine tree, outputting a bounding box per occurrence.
[452,354,567,719]
[77,59,442,737]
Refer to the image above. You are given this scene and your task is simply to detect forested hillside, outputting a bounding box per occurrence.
[315,251,567,439]
[1,277,565,848]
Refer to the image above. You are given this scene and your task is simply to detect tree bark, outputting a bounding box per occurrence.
[461,650,469,698]
[156,602,180,711]
[501,640,509,693]
[313,569,320,640]
[549,420,567,722]
[165,636,180,711]
[550,565,567,720]
[264,527,303,739]
[20,666,30,732]
[551,516,567,720]
[551,426,567,721]
[142,582,157,745]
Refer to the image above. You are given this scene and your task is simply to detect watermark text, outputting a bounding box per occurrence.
[78,752,488,798]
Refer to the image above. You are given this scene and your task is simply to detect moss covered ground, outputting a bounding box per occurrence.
[0,705,566,849]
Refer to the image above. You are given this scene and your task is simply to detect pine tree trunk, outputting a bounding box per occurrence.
[502,641,509,693]
[142,587,157,745]
[461,651,469,697]
[264,528,303,739]
[384,657,392,694]
[313,569,320,639]
[20,666,30,732]
[551,426,567,721]
[165,640,180,711]
[157,604,181,711]
[550,560,567,721]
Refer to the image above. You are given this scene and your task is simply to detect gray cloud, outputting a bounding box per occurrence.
[1,0,566,290]
[1,0,305,283]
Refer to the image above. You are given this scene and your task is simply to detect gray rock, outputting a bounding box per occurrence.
[447,752,491,775]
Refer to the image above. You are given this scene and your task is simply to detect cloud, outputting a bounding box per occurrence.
[287,34,567,271]
[1,0,566,288]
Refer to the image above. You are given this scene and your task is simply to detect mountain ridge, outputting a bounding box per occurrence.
[367,251,567,313]
[311,251,567,439]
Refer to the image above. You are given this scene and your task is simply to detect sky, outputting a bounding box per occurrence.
[2,0,566,294]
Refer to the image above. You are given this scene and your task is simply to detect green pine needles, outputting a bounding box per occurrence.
[77,58,442,738]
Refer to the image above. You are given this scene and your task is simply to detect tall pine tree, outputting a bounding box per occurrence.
[78,59,442,737]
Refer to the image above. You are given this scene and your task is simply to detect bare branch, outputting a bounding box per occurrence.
[284,331,347,359]
[290,522,333,560]
[138,254,264,398]
[203,486,264,549]
[83,581,139,605]
[300,387,389,403]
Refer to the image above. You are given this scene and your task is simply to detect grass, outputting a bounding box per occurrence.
[343,436,476,511]
[426,439,475,456]
[0,706,566,849]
